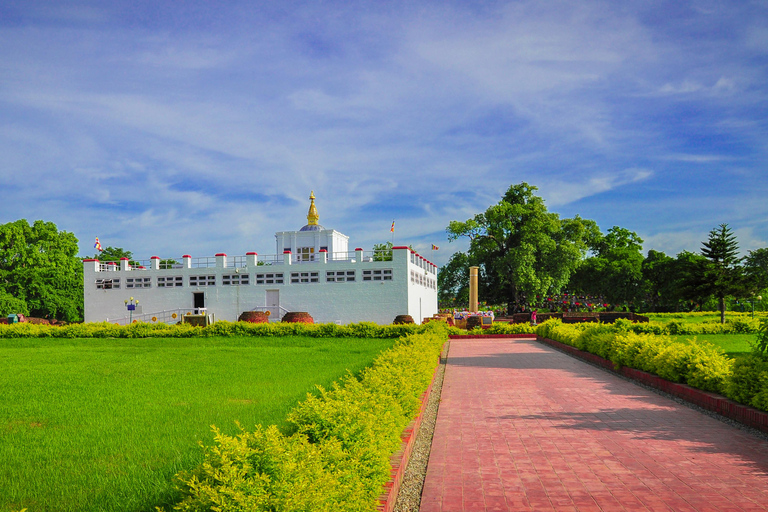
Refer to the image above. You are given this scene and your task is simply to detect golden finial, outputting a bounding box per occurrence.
[307,191,319,226]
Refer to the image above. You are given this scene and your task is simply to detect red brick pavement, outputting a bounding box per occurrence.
[420,338,768,512]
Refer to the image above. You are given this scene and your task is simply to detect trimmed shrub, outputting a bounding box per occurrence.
[167,323,448,511]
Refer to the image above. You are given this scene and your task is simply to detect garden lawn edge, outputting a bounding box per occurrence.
[376,342,447,512]
[447,333,768,435]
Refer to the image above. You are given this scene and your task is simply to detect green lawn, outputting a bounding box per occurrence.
[671,333,756,359]
[647,312,767,324]
[0,336,394,512]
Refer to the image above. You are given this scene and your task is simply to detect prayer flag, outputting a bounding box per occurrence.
[432,244,439,250]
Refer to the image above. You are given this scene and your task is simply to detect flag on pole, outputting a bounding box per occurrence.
[94,237,103,252]
[432,244,439,251]
[390,220,395,233]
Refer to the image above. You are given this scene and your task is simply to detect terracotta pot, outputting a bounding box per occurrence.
[238,311,270,323]
[282,312,314,324]
[393,314,415,324]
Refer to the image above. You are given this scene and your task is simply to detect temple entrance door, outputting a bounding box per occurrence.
[266,290,279,320]
[193,292,205,314]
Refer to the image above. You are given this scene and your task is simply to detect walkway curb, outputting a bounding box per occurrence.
[536,335,768,435]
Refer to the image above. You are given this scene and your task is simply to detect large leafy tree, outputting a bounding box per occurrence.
[0,219,83,321]
[745,247,768,293]
[569,226,645,305]
[437,251,472,307]
[697,224,746,323]
[446,183,595,310]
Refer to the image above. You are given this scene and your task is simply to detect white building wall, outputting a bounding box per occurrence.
[83,247,437,325]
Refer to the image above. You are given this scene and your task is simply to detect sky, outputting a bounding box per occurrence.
[1,0,767,266]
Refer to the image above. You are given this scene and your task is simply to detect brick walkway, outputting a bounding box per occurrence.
[420,338,768,512]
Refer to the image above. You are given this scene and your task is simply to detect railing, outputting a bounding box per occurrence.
[107,308,189,325]
[227,256,247,268]
[93,250,405,271]
[249,305,291,321]
[190,257,217,268]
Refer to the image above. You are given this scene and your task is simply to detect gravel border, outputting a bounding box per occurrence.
[392,342,449,512]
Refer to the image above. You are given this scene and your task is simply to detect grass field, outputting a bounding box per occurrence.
[647,312,768,324]
[671,333,756,359]
[0,336,395,512]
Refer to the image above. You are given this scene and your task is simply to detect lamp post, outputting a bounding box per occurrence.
[741,295,763,318]
[124,297,139,323]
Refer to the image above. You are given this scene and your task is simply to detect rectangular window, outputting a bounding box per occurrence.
[96,278,120,290]
[255,273,284,285]
[326,270,355,282]
[126,277,151,289]
[158,276,183,288]
[291,271,319,283]
[297,247,315,262]
[190,275,216,287]
[363,269,393,281]
[222,273,250,286]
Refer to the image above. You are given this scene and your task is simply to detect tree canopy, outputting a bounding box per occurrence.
[569,226,645,305]
[0,219,83,321]
[445,183,596,310]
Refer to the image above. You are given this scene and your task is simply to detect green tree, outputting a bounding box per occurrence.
[437,251,472,307]
[569,226,645,306]
[446,183,595,310]
[745,248,768,293]
[0,219,83,321]
[698,224,746,323]
[372,242,393,261]
[94,246,137,265]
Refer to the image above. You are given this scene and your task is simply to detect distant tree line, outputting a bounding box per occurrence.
[439,183,768,323]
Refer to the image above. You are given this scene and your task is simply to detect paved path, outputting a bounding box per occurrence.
[420,337,768,512]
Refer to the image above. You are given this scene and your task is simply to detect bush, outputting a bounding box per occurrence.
[537,322,733,396]
[0,320,426,340]
[167,323,448,511]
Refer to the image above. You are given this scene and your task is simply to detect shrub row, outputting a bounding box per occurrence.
[536,319,768,412]
[629,318,761,335]
[0,320,425,339]
[165,323,448,512]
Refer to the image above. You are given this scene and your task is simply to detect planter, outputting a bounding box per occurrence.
[282,312,314,324]
[466,315,483,330]
[393,314,415,325]
[238,311,270,323]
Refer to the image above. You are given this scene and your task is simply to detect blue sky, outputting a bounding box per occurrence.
[1,0,767,265]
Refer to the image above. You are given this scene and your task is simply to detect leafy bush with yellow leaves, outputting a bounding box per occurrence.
[166,323,447,512]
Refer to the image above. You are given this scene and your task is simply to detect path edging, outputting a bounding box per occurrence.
[536,335,768,435]
[376,344,446,512]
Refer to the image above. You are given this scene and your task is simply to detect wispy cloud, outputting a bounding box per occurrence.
[0,1,766,265]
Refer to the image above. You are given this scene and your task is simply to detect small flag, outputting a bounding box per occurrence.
[94,237,103,252]
[432,244,439,251]
[390,220,395,233]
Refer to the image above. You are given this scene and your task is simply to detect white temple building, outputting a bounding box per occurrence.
[83,193,438,325]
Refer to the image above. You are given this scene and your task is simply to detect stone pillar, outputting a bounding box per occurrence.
[469,266,479,313]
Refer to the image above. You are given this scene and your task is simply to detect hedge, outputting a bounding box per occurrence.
[536,319,768,411]
[164,322,448,512]
[0,320,425,339]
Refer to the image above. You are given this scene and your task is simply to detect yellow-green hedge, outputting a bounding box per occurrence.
[166,323,448,512]
[0,321,424,339]
[536,319,768,411]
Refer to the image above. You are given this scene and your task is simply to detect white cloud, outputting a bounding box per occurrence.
[541,168,653,206]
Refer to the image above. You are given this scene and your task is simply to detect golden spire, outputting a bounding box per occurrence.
[307,191,319,226]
